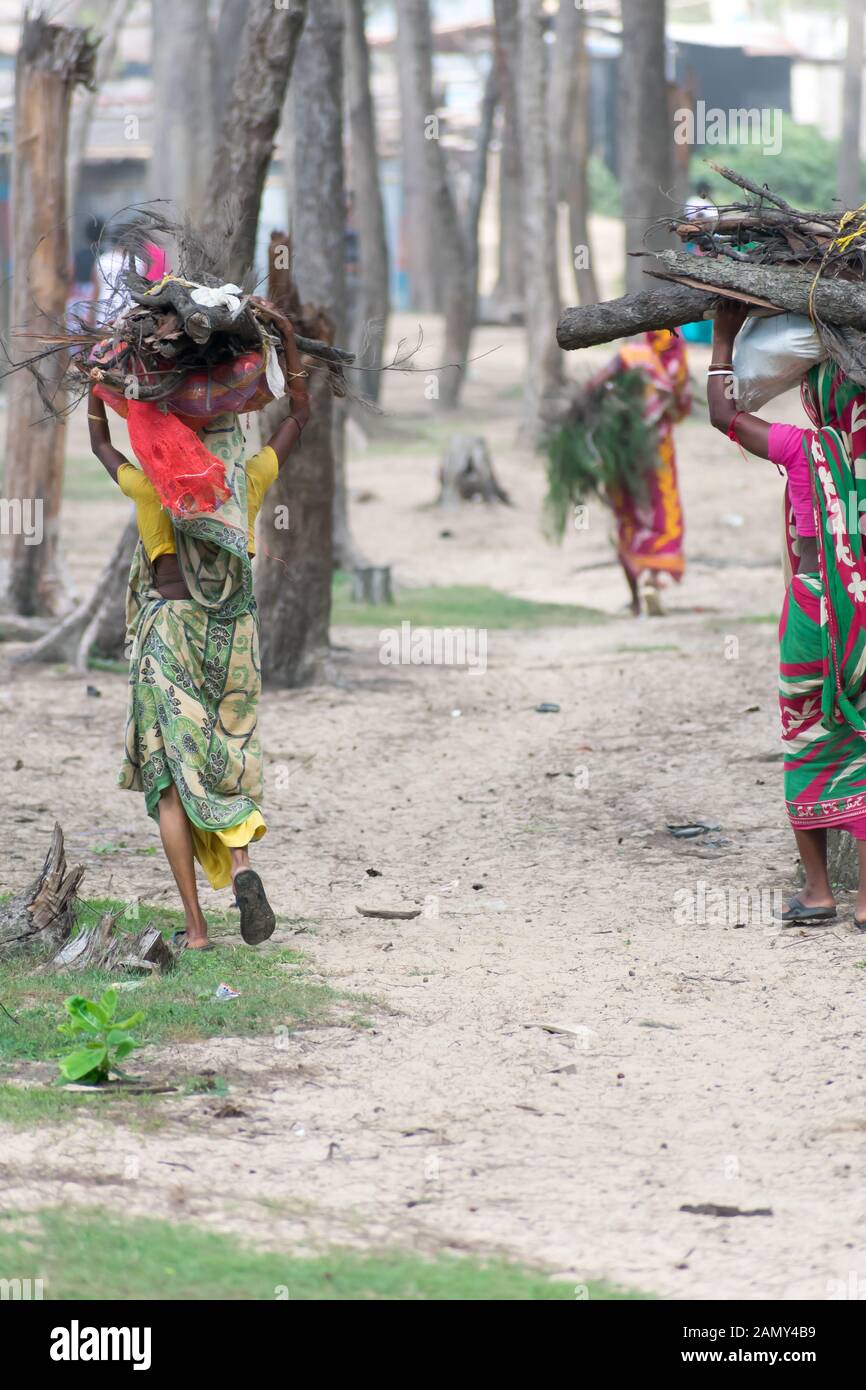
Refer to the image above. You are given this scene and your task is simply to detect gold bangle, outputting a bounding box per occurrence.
[87,413,105,421]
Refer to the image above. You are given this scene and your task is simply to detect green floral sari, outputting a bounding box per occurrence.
[117,412,265,888]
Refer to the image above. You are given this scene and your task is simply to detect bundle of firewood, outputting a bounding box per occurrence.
[557,165,866,385]
[7,212,355,416]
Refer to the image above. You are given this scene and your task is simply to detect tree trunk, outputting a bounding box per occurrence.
[150,0,214,224]
[398,0,472,410]
[345,0,390,405]
[838,0,865,208]
[466,62,499,327]
[291,0,359,568]
[67,0,130,220]
[567,5,599,306]
[256,347,334,688]
[395,0,440,311]
[517,0,564,439]
[213,0,249,115]
[0,18,96,619]
[549,0,598,304]
[207,0,308,280]
[619,0,673,295]
[492,0,523,308]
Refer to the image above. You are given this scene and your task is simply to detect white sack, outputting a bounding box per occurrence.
[732,312,826,411]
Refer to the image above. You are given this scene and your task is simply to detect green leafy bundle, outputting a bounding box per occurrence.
[543,368,657,541]
[57,988,145,1085]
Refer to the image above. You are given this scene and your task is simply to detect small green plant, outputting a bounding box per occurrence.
[57,988,145,1085]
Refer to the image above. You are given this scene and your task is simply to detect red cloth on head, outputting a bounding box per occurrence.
[124,400,231,517]
[91,348,275,429]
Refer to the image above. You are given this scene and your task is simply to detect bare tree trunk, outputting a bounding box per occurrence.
[395,0,440,311]
[0,18,96,619]
[492,0,523,308]
[466,62,498,325]
[256,340,334,688]
[291,0,359,567]
[208,0,308,280]
[398,0,472,410]
[67,0,130,219]
[620,0,673,295]
[517,0,564,439]
[839,0,865,208]
[150,0,214,224]
[345,0,390,404]
[549,0,598,305]
[213,0,249,115]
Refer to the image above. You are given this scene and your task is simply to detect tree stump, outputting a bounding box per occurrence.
[437,435,511,506]
[828,830,859,891]
[47,913,175,976]
[351,566,393,605]
[0,824,84,957]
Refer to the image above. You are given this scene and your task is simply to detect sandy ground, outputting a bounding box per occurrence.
[2,310,866,1301]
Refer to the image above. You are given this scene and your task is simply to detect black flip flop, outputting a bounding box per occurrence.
[774,896,837,924]
[172,930,216,952]
[234,869,276,945]
[853,916,866,931]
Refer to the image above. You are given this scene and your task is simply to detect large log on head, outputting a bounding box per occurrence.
[557,283,713,351]
[557,251,866,352]
[0,17,97,618]
[646,250,866,328]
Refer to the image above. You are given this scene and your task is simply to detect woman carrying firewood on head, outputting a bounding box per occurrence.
[709,299,866,928]
[87,308,310,950]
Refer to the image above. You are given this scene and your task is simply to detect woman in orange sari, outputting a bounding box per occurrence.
[596,330,691,615]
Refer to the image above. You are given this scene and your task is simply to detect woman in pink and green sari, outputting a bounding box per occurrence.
[710,300,866,927]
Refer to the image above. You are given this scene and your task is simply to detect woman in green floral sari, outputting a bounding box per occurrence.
[88,326,309,950]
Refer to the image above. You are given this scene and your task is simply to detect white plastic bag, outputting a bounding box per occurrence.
[732,312,826,411]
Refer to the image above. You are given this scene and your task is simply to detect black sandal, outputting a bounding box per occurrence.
[234,869,276,945]
[774,895,837,924]
[172,930,216,952]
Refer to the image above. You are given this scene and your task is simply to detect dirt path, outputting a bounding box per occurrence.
[2,320,865,1299]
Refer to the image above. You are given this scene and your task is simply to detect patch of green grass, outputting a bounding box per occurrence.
[0,899,340,1069]
[0,1083,164,1128]
[63,457,125,503]
[713,613,778,627]
[332,574,604,629]
[87,657,128,676]
[614,644,682,654]
[0,1209,648,1301]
